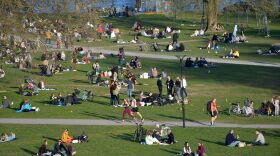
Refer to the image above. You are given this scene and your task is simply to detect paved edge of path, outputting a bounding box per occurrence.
[50,45,280,68]
[0,118,280,129]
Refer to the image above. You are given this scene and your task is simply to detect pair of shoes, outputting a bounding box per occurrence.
[141,118,144,123]
[36,108,40,112]
[72,151,77,155]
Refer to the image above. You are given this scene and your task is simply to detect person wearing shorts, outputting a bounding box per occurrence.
[210,98,218,126]
[122,98,136,124]
[131,95,143,123]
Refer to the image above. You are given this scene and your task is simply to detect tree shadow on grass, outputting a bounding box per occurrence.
[198,138,225,146]
[80,111,120,121]
[109,133,134,142]
[21,148,37,155]
[160,148,180,155]
[262,130,280,138]
[42,136,59,142]
[158,114,208,126]
[71,79,89,84]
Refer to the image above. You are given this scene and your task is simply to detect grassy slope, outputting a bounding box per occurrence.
[0,54,279,124]
[74,14,280,63]
[0,124,279,156]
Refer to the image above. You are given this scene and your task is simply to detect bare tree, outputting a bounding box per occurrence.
[204,0,218,32]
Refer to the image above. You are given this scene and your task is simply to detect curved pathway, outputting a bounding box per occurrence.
[0,118,279,129]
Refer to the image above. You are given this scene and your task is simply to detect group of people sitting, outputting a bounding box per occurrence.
[37,129,89,156]
[256,97,279,116]
[185,57,210,68]
[145,124,176,145]
[190,29,205,37]
[49,89,93,106]
[127,56,142,69]
[225,129,266,147]
[18,78,43,96]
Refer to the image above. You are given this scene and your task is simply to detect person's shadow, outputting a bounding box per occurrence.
[21,148,37,155]
[198,138,225,146]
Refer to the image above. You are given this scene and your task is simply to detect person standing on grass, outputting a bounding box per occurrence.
[175,76,182,103]
[97,24,103,39]
[181,76,187,97]
[166,76,174,96]
[157,75,163,98]
[272,96,279,116]
[210,98,218,126]
[127,77,134,101]
[131,95,144,122]
[122,98,136,124]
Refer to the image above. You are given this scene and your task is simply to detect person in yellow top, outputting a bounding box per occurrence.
[233,50,240,58]
[45,30,52,44]
[61,129,73,143]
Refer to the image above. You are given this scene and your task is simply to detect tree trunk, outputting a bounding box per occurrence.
[63,0,69,13]
[75,0,81,13]
[135,0,141,11]
[205,0,218,32]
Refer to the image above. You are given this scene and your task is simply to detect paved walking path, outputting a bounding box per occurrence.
[49,44,280,68]
[0,118,279,129]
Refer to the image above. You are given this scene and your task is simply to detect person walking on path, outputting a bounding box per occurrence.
[97,24,103,39]
[131,95,144,122]
[210,98,218,126]
[157,75,163,98]
[122,98,136,124]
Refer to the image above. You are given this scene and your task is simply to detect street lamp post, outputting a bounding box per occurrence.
[176,55,187,128]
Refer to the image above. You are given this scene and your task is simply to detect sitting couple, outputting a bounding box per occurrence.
[38,139,76,156]
[225,129,266,147]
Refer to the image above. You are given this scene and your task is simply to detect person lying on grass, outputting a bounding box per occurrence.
[0,132,16,142]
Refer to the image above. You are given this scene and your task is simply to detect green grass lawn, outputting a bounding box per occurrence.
[0,54,279,124]
[0,124,279,156]
[74,14,280,63]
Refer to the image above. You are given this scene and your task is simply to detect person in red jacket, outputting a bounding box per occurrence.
[97,24,103,39]
[210,98,218,126]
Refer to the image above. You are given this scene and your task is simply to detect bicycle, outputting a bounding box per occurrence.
[228,102,242,115]
[133,123,147,142]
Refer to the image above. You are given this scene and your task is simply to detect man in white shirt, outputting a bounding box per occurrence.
[181,76,187,97]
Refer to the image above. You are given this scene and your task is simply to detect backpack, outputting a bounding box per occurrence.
[206,101,212,112]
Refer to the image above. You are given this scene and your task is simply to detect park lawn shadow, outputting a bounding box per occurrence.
[160,148,180,155]
[262,130,280,138]
[109,133,134,142]
[42,136,59,142]
[80,111,120,120]
[21,148,37,155]
[158,114,208,126]
[198,138,225,146]
[71,79,89,84]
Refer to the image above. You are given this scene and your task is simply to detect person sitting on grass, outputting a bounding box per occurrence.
[1,96,11,109]
[145,130,168,145]
[38,139,52,156]
[0,132,16,142]
[16,99,39,112]
[225,129,240,147]
[182,141,192,156]
[61,129,73,144]
[247,129,266,146]
[53,139,67,156]
[166,129,176,144]
[195,143,206,156]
